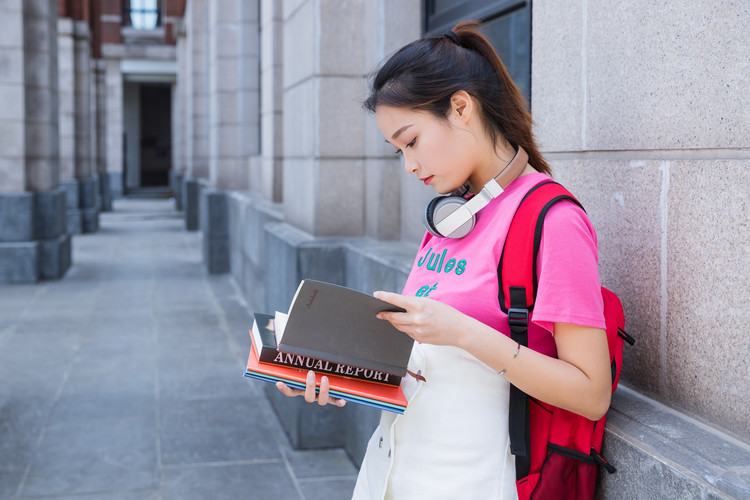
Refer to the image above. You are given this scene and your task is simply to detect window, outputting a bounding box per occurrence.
[423,0,531,106]
[123,0,161,30]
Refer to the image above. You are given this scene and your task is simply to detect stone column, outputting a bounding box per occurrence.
[207,0,255,190]
[0,0,70,284]
[104,58,123,199]
[94,59,110,211]
[281,0,368,237]
[73,20,98,232]
[183,0,209,230]
[256,0,283,202]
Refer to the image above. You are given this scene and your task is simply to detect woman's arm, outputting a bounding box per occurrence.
[375,292,611,421]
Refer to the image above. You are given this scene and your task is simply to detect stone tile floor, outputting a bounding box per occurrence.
[0,198,357,500]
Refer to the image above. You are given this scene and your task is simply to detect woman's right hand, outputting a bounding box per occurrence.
[275,370,347,407]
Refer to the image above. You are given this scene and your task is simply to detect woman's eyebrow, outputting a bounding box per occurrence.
[390,124,413,141]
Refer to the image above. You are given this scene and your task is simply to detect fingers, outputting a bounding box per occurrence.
[304,370,317,403]
[276,373,346,408]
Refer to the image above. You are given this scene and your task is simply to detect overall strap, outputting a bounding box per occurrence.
[497,180,584,479]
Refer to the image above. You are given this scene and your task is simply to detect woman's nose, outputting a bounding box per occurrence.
[404,157,418,174]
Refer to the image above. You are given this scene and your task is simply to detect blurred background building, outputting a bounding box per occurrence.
[0,1,747,497]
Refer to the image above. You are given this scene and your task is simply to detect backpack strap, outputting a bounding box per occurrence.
[497,180,584,479]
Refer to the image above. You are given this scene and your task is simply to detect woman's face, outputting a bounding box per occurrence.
[375,105,477,195]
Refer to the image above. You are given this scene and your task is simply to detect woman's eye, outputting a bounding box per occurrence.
[394,138,416,156]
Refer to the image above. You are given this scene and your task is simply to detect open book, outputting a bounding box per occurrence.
[250,312,402,386]
[273,280,413,378]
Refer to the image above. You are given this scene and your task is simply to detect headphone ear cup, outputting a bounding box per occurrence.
[423,196,474,238]
[423,196,447,237]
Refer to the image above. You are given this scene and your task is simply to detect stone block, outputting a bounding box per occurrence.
[169,171,183,210]
[316,158,365,236]
[78,177,97,209]
[282,0,306,21]
[530,1,583,151]
[263,384,349,449]
[200,188,231,275]
[282,80,315,157]
[33,187,66,239]
[318,77,366,158]
[183,177,203,231]
[282,0,315,88]
[600,387,750,499]
[109,172,123,199]
[81,206,99,233]
[665,159,750,439]
[60,178,79,208]
[318,0,365,75]
[0,83,24,121]
[25,158,59,192]
[0,192,33,242]
[66,208,82,235]
[0,9,22,49]
[0,121,25,158]
[364,158,401,240]
[0,48,23,84]
[201,189,229,237]
[98,172,112,212]
[584,3,747,150]
[263,222,345,314]
[282,158,315,233]
[38,232,71,280]
[343,239,414,296]
[0,241,38,284]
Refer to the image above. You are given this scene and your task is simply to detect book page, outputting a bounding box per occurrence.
[274,312,289,345]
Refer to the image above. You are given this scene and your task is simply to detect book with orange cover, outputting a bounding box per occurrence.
[245,342,407,413]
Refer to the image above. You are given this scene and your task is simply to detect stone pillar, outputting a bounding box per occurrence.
[207,0,257,190]
[57,16,76,213]
[94,59,110,211]
[0,0,70,284]
[362,1,422,241]
[281,0,368,237]
[104,59,123,199]
[183,0,209,230]
[59,18,98,234]
[256,0,283,202]
[73,20,98,233]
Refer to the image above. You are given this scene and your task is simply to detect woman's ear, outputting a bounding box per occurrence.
[450,90,475,125]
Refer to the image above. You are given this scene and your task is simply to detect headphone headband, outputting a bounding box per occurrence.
[429,146,529,238]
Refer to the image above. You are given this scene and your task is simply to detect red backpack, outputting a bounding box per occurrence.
[498,180,635,499]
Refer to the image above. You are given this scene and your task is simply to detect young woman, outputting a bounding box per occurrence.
[277,21,611,499]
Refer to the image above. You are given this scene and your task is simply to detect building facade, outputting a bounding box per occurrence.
[173,1,749,496]
[1,0,747,496]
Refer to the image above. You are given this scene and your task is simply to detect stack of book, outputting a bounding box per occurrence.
[245,280,415,413]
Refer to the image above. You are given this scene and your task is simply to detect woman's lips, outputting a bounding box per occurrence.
[421,176,434,185]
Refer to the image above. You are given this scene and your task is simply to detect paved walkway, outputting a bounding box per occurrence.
[0,199,357,500]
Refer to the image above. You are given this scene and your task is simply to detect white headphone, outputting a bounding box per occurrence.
[422,146,529,238]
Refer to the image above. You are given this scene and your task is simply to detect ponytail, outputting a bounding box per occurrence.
[364,20,550,175]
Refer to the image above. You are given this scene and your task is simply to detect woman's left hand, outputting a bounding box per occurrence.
[374,291,469,347]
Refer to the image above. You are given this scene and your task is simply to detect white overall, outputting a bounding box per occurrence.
[352,342,518,500]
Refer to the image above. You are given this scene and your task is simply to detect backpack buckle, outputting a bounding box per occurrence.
[507,308,529,326]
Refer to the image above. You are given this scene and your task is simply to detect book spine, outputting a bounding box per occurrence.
[258,348,401,387]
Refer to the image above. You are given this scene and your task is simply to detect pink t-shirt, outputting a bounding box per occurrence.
[402,172,605,358]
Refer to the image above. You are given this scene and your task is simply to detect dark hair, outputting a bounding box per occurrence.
[364,20,550,175]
